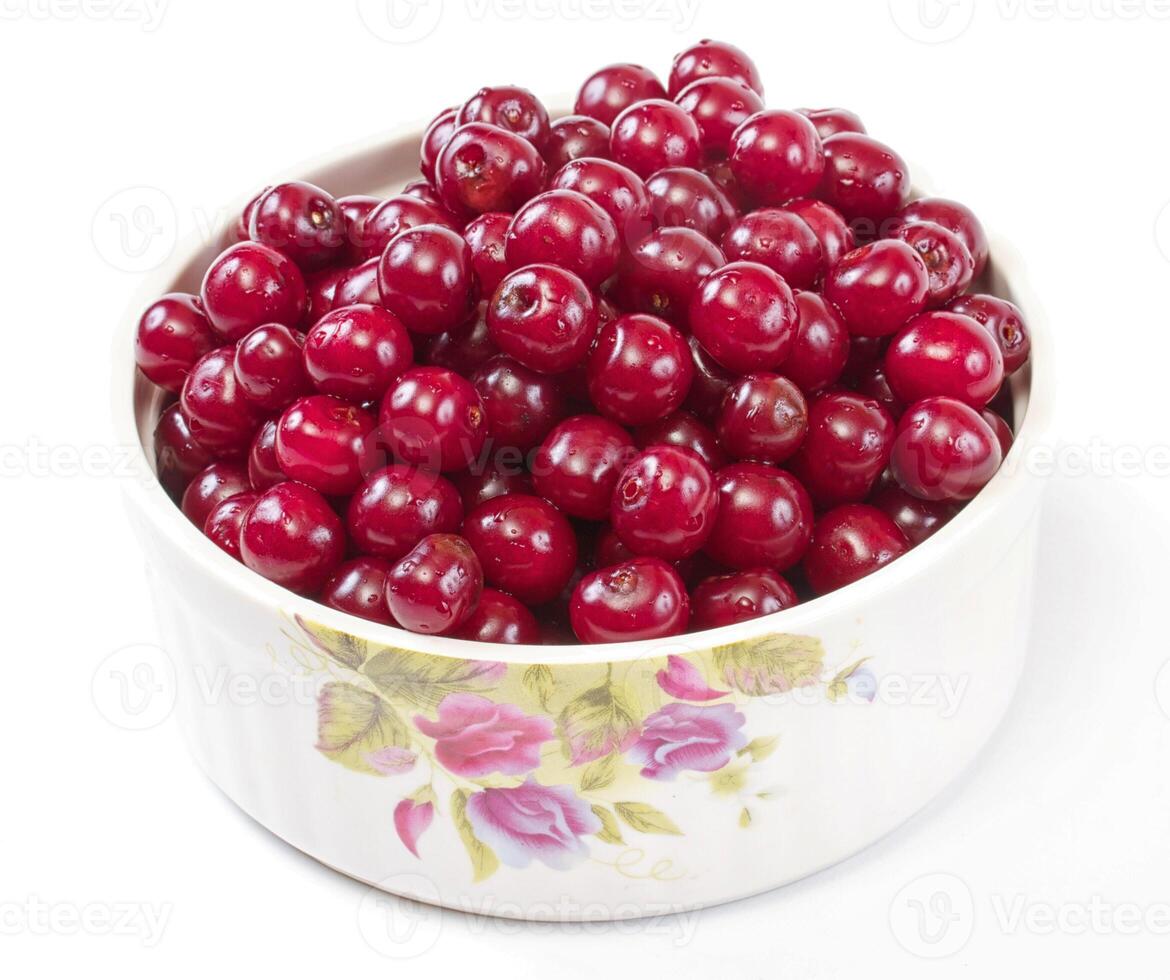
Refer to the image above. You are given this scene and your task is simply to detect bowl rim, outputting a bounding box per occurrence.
[112,116,1055,667]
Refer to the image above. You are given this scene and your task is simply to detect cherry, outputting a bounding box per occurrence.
[336,194,382,261]
[435,122,547,216]
[239,481,345,594]
[785,198,855,274]
[544,115,611,170]
[683,334,737,421]
[610,446,717,561]
[402,179,451,212]
[842,333,889,380]
[885,311,1004,408]
[247,419,283,491]
[550,156,652,244]
[803,504,909,594]
[634,410,727,470]
[570,557,690,643]
[788,390,895,506]
[892,220,974,306]
[702,157,748,209]
[232,187,267,244]
[818,133,910,225]
[610,226,724,324]
[418,302,499,376]
[180,461,251,526]
[982,408,1015,458]
[378,224,476,335]
[331,257,381,308]
[200,242,307,342]
[691,568,797,630]
[716,373,808,464]
[420,106,459,180]
[462,493,578,605]
[609,99,702,179]
[729,110,824,204]
[674,76,764,159]
[890,396,1002,501]
[203,492,256,560]
[487,264,598,374]
[898,197,989,277]
[854,361,903,416]
[703,462,813,571]
[645,167,737,241]
[505,189,620,288]
[248,181,344,271]
[720,208,822,290]
[135,293,216,393]
[669,39,763,98]
[454,588,541,644]
[358,195,455,261]
[459,85,550,151]
[798,107,866,140]
[462,212,512,295]
[385,533,483,634]
[785,291,851,393]
[532,414,637,520]
[346,463,463,560]
[321,556,397,625]
[380,366,487,473]
[587,313,693,426]
[233,323,309,411]
[471,355,567,452]
[453,463,533,512]
[575,63,667,125]
[180,346,262,455]
[154,402,214,499]
[870,484,957,546]
[688,260,797,373]
[305,266,346,323]
[824,240,929,337]
[946,293,1031,375]
[275,394,376,496]
[303,304,414,402]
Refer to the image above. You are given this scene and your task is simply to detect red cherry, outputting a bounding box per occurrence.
[180,461,251,527]
[610,226,725,325]
[247,419,283,491]
[946,293,1031,375]
[788,390,895,506]
[870,484,957,546]
[784,291,851,394]
[703,462,813,571]
[487,264,598,374]
[180,346,262,455]
[377,224,476,336]
[379,366,487,473]
[674,75,764,159]
[897,197,989,277]
[634,410,727,470]
[420,106,459,181]
[385,533,484,634]
[716,373,808,464]
[890,396,1002,501]
[275,394,376,496]
[435,122,547,216]
[322,557,397,625]
[233,323,310,411]
[609,99,702,179]
[720,208,822,290]
[471,355,567,452]
[610,446,717,561]
[462,212,512,295]
[668,39,763,97]
[785,198,855,274]
[454,589,541,644]
[803,504,909,594]
[459,85,551,151]
[200,242,307,342]
[587,313,694,426]
[358,195,455,262]
[818,133,910,226]
[532,414,637,520]
[303,304,414,402]
[798,107,866,140]
[575,63,668,126]
[504,189,619,288]
[570,558,690,643]
[544,115,611,171]
[884,311,1004,408]
[691,568,797,630]
[135,293,216,393]
[203,492,257,560]
[645,167,737,242]
[729,110,824,204]
[891,220,974,306]
[248,181,345,271]
[688,261,797,373]
[154,403,213,499]
[347,464,463,561]
[239,481,345,594]
[824,240,930,337]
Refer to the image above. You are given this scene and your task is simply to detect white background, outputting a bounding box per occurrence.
[2,0,1169,975]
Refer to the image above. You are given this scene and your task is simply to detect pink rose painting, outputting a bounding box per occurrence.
[415,693,554,777]
[628,702,748,780]
[465,778,602,870]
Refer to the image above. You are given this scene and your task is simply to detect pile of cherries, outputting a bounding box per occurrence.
[136,39,1029,646]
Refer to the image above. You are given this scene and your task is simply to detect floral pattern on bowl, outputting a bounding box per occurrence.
[298,617,872,882]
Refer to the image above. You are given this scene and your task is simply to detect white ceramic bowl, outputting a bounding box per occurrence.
[116,121,1052,921]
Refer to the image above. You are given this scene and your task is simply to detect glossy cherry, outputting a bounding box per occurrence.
[504,189,620,288]
[385,533,483,634]
[892,220,974,306]
[824,240,929,337]
[532,414,637,520]
[668,39,763,97]
[982,408,1015,458]
[674,75,764,159]
[336,194,382,261]
[180,461,251,527]
[785,198,854,274]
[575,63,667,125]
[274,395,376,496]
[587,313,693,426]
[543,115,611,170]
[785,292,851,393]
[359,195,455,261]
[233,323,309,411]
[346,463,462,561]
[688,261,797,373]
[248,181,344,271]
[380,366,487,473]
[798,107,866,140]
[154,402,214,498]
[420,106,459,181]
[462,493,578,605]
[898,197,989,276]
[610,446,717,561]
[305,266,345,323]
[135,293,216,393]
[610,226,724,324]
[788,390,895,506]
[803,504,909,594]
[570,558,690,643]
[303,304,414,402]
[462,212,512,295]
[609,99,702,179]
[683,334,737,421]
[180,346,262,455]
[703,462,813,571]
[885,311,1004,408]
[890,396,1002,501]
[471,355,567,451]
[239,481,345,594]
[418,302,498,376]
[435,123,547,216]
[331,257,381,308]
[550,157,652,244]
[321,557,397,625]
[716,373,808,464]
[854,361,903,416]
[487,264,598,374]
[691,568,797,630]
[200,242,307,343]
[247,419,283,490]
[453,463,534,512]
[946,293,1031,375]
[378,224,476,335]
[870,484,957,546]
[634,410,727,470]
[729,110,824,204]
[645,167,737,242]
[454,588,541,644]
[459,85,550,150]
[818,133,911,225]
[203,492,257,560]
[720,208,821,290]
